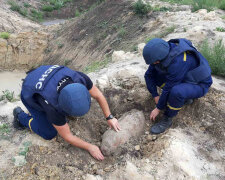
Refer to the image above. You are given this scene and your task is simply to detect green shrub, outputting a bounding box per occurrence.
[8,1,28,16]
[23,2,31,8]
[30,9,43,22]
[200,39,225,77]
[216,27,225,32]
[192,0,214,12]
[49,0,64,9]
[133,0,152,16]
[219,1,225,10]
[8,1,20,12]
[42,5,54,12]
[0,32,10,39]
[19,9,28,16]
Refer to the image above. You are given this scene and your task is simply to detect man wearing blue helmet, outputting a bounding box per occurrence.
[13,65,121,160]
[143,38,212,134]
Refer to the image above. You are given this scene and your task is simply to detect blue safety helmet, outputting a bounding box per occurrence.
[143,38,170,65]
[58,83,91,116]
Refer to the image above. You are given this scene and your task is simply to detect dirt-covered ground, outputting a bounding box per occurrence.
[0,56,225,180]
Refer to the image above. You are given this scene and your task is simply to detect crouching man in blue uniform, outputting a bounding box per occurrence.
[143,38,212,134]
[13,65,121,160]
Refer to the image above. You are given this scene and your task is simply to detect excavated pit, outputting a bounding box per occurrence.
[0,67,224,179]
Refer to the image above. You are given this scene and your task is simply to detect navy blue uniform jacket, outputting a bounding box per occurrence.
[144,42,212,110]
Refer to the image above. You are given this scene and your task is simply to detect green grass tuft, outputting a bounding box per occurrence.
[192,0,214,12]
[23,2,31,8]
[0,124,10,135]
[219,1,225,10]
[133,0,152,16]
[0,32,10,39]
[8,1,21,11]
[64,59,72,66]
[216,27,225,32]
[200,39,225,77]
[42,5,54,12]
[118,27,127,38]
[30,9,43,22]
[83,58,111,73]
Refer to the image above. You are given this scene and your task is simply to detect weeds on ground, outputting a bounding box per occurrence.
[200,39,225,77]
[219,1,225,10]
[133,0,152,16]
[42,5,54,12]
[83,57,111,73]
[97,21,109,29]
[192,0,214,12]
[216,27,225,32]
[161,0,225,11]
[23,2,31,8]
[118,27,127,38]
[8,0,28,16]
[18,141,32,157]
[0,32,10,39]
[0,124,10,135]
[8,0,21,12]
[30,9,43,22]
[0,123,10,140]
[145,25,176,43]
[0,90,17,102]
[64,59,72,66]
[75,9,81,17]
[221,15,225,19]
[57,42,64,48]
[152,5,171,12]
[132,44,138,52]
[8,1,43,21]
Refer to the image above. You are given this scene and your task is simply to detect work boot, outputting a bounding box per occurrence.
[13,106,25,130]
[150,116,172,134]
[184,99,194,105]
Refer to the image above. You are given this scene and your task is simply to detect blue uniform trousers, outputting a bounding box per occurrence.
[157,82,208,117]
[18,95,57,140]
